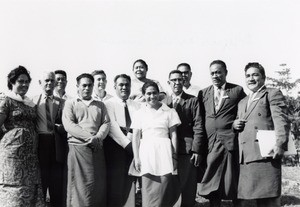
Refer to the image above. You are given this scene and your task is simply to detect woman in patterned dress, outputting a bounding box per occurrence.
[131,81,181,206]
[0,66,45,206]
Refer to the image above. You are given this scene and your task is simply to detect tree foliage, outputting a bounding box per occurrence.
[266,64,300,141]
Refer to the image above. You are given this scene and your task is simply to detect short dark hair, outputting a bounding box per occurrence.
[168,70,182,79]
[133,59,148,71]
[91,70,107,77]
[244,62,266,79]
[76,73,94,84]
[114,74,131,84]
[177,63,191,70]
[54,70,67,79]
[210,60,227,71]
[7,65,32,90]
[142,81,160,95]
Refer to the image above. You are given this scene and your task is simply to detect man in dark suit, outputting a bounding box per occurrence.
[197,60,246,207]
[167,70,206,207]
[33,71,66,207]
[233,62,289,207]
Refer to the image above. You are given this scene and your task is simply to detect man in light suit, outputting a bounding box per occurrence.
[104,74,141,207]
[197,60,246,207]
[33,71,66,207]
[233,62,290,207]
[167,70,206,207]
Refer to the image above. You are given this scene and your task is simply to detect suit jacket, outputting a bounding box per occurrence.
[168,92,206,154]
[236,86,290,163]
[33,94,67,163]
[199,82,246,151]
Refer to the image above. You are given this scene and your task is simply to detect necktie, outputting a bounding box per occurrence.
[45,96,54,131]
[173,96,180,109]
[124,100,131,131]
[215,87,221,111]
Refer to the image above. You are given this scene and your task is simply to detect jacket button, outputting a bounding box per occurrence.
[258,113,261,116]
[254,126,258,129]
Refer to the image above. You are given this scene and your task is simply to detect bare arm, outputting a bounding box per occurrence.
[132,128,142,171]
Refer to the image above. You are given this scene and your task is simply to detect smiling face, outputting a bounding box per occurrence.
[77,77,94,100]
[144,85,160,107]
[168,72,184,96]
[12,74,30,97]
[55,73,67,91]
[114,77,131,100]
[210,63,227,88]
[245,67,265,92]
[94,73,107,91]
[133,61,147,80]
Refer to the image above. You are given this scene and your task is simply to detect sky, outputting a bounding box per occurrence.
[0,0,299,97]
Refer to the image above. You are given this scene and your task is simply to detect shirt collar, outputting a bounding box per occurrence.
[214,82,226,91]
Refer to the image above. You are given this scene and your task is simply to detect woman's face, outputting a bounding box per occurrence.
[144,86,159,107]
[133,61,147,80]
[12,74,30,97]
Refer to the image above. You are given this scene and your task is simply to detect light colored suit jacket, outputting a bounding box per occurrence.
[236,86,290,163]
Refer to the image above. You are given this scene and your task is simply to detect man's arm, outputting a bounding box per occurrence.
[269,89,290,158]
[105,101,131,148]
[94,104,110,141]
[62,99,92,140]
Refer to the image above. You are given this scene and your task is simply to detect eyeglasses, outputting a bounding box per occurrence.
[169,78,183,83]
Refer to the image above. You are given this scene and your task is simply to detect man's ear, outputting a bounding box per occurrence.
[38,80,41,85]
[114,84,116,90]
[167,80,170,86]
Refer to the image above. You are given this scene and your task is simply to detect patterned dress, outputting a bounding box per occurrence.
[0,96,45,207]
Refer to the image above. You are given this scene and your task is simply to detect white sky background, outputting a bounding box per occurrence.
[0,0,299,97]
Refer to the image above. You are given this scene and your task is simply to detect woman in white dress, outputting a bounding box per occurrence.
[131,81,181,206]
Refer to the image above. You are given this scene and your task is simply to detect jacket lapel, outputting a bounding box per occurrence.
[243,87,267,120]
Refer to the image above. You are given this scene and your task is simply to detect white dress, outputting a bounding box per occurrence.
[131,103,181,176]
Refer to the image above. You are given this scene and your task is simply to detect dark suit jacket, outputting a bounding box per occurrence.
[199,82,246,151]
[168,92,206,154]
[33,94,68,163]
[236,86,290,163]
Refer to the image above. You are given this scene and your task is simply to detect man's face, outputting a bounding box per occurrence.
[94,74,107,91]
[245,67,265,92]
[133,61,147,80]
[210,64,227,88]
[168,73,184,96]
[40,72,55,94]
[55,73,67,91]
[114,77,131,100]
[77,77,94,100]
[177,65,192,87]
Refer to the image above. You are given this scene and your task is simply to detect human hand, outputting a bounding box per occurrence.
[172,154,178,171]
[87,136,102,152]
[134,158,141,172]
[233,119,247,132]
[270,146,285,159]
[190,153,202,167]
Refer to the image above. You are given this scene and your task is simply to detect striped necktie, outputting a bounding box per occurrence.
[215,87,221,111]
[45,96,54,131]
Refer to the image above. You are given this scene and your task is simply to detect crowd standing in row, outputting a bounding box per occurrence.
[0,59,290,207]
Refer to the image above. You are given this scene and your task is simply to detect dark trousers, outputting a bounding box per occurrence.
[38,134,64,207]
[104,136,135,207]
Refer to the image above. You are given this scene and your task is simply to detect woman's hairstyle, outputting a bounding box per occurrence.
[142,81,160,95]
[244,62,266,79]
[7,65,31,90]
[133,59,148,71]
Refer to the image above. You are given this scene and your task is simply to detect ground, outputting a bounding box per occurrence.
[195,166,300,207]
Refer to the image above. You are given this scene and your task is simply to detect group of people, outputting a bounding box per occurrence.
[0,59,290,207]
